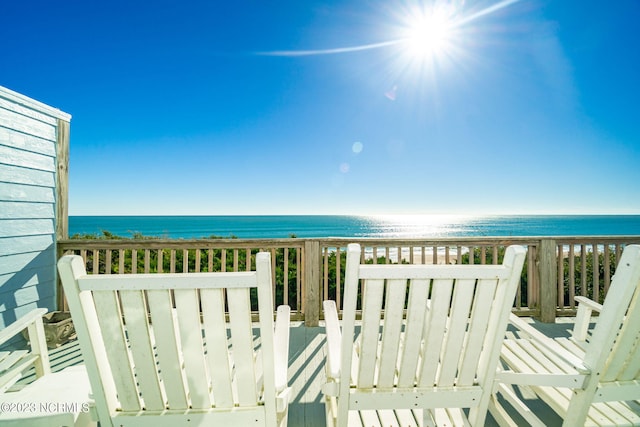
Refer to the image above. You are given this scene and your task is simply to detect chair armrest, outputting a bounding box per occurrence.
[508,313,589,374]
[572,296,603,342]
[274,305,290,393]
[323,300,341,380]
[0,309,48,346]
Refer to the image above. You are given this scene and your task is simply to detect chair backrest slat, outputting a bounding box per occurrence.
[174,288,212,409]
[418,278,454,388]
[201,288,234,408]
[397,279,429,388]
[92,290,141,412]
[356,279,385,389]
[119,290,165,411]
[602,285,640,382]
[227,287,259,406]
[377,279,408,389]
[457,279,498,386]
[147,289,189,409]
[438,278,477,387]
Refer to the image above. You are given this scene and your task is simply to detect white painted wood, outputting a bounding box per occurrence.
[357,279,384,389]
[273,304,291,392]
[201,288,233,407]
[397,279,429,388]
[377,279,407,389]
[78,271,257,290]
[0,309,92,426]
[119,290,165,410]
[324,244,527,427]
[58,252,290,427]
[146,289,189,409]
[228,287,258,406]
[174,288,211,409]
[92,290,141,411]
[438,278,475,387]
[418,278,453,387]
[492,244,640,427]
[457,279,496,385]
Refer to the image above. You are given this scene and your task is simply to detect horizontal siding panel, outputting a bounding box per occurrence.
[0,201,54,220]
[0,144,55,171]
[0,127,56,156]
[0,266,55,290]
[0,235,54,256]
[0,274,56,304]
[0,164,54,187]
[0,219,55,238]
[0,182,55,203]
[12,280,56,308]
[0,107,56,141]
[0,97,58,126]
[0,85,71,122]
[0,250,56,275]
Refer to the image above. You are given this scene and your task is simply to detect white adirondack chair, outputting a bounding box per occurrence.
[0,309,93,426]
[57,252,292,427]
[490,244,640,427]
[322,243,527,426]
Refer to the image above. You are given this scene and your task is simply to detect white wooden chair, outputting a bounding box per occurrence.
[322,243,527,426]
[57,252,292,427]
[0,309,94,426]
[490,244,640,427]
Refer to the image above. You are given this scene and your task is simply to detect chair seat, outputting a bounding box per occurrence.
[0,365,93,426]
[500,337,640,426]
[339,408,468,427]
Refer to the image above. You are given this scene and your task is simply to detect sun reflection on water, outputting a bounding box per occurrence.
[361,214,479,238]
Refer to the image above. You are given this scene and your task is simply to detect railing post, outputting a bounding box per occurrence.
[304,240,321,327]
[537,238,557,323]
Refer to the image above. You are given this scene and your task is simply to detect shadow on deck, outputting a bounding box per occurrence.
[20,318,576,427]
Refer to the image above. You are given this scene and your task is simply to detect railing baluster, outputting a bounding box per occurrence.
[568,245,575,309]
[593,243,599,303]
[284,247,289,306]
[105,250,112,274]
[603,244,610,295]
[336,247,341,311]
[56,236,640,324]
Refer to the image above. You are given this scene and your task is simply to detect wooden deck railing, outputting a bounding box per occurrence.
[57,236,640,326]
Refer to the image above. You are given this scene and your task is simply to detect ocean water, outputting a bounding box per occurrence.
[68,215,640,239]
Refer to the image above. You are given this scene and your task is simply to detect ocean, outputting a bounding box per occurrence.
[68,215,640,239]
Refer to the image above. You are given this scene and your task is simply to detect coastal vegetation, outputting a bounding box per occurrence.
[68,232,620,310]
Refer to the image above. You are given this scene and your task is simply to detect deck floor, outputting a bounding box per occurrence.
[28,318,577,427]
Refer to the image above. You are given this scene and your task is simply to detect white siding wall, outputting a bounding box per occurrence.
[0,86,70,329]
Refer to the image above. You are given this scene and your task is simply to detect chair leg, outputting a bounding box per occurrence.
[490,383,547,427]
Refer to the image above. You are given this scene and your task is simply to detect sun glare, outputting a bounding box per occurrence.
[403,8,454,58]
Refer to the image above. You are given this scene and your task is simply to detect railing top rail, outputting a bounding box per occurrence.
[317,236,640,243]
[58,236,640,250]
[57,238,305,250]
[317,237,543,246]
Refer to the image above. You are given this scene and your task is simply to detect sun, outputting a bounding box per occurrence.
[402,7,455,59]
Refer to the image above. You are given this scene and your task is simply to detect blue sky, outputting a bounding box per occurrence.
[2,0,639,215]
